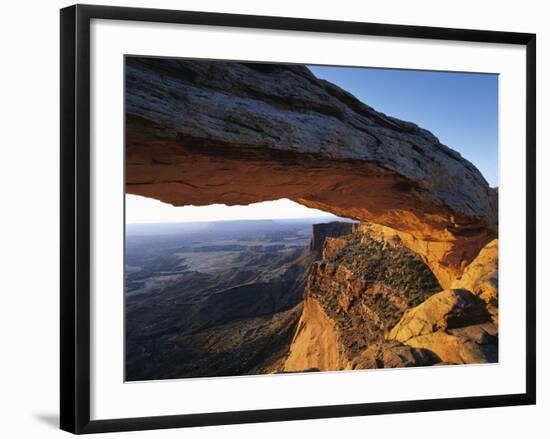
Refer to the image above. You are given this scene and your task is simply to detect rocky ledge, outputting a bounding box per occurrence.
[281,223,498,371]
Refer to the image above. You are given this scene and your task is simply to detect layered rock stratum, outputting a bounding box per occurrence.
[282,225,443,371]
[125,57,498,288]
[280,224,498,371]
[310,222,355,255]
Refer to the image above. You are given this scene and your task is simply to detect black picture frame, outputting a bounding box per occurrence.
[60,4,536,434]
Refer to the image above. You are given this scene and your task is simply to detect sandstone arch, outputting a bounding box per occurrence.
[125,57,498,288]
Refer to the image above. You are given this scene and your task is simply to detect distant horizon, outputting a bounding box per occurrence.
[126,195,351,225]
[126,215,357,228]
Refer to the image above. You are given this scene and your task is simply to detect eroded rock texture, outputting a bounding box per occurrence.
[310,222,354,255]
[280,224,498,371]
[452,239,498,323]
[351,341,439,369]
[125,57,498,287]
[283,296,350,372]
[388,288,498,364]
[282,226,442,371]
[388,289,491,342]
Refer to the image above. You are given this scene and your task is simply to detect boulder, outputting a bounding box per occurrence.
[404,323,498,364]
[388,290,497,364]
[388,289,491,343]
[352,341,439,369]
[452,239,498,323]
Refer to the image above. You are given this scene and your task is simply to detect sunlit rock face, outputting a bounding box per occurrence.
[283,227,443,371]
[388,289,498,364]
[283,296,350,372]
[125,57,497,288]
[282,226,498,372]
[452,239,499,324]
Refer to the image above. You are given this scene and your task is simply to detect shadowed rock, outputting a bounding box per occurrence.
[351,341,440,369]
[388,289,491,343]
[388,289,497,364]
[402,324,498,364]
[283,296,350,372]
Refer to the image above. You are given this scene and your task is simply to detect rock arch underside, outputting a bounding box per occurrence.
[125,58,499,373]
[126,57,497,289]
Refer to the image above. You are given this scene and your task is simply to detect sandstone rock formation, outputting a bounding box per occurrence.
[388,289,497,364]
[388,289,490,342]
[125,57,498,287]
[351,341,439,369]
[352,222,473,290]
[322,237,349,261]
[452,239,498,323]
[281,224,498,372]
[399,323,498,364]
[124,58,499,373]
[282,225,442,371]
[310,222,355,255]
[283,296,350,372]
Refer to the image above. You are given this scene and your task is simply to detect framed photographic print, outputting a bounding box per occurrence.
[60,4,536,434]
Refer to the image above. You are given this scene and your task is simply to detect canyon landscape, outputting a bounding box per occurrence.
[125,57,498,380]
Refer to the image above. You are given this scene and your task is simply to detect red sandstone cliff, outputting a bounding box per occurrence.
[310,222,355,254]
[281,223,498,372]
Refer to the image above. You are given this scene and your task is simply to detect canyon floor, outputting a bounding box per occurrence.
[125,219,325,380]
[125,219,498,381]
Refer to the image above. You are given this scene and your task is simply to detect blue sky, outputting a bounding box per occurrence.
[308,66,499,187]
